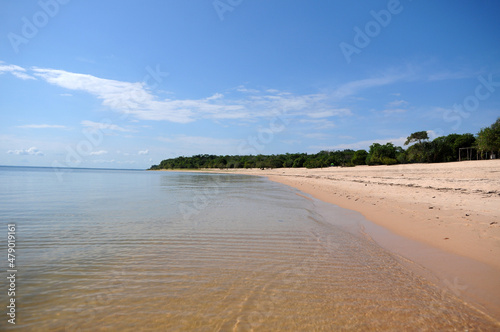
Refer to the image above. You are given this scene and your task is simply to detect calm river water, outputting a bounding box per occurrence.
[0,166,498,330]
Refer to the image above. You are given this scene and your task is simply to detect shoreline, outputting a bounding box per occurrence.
[155,160,500,319]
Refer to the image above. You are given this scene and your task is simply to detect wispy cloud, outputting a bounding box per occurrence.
[157,135,241,155]
[32,67,244,123]
[307,109,351,118]
[427,71,474,81]
[331,74,406,100]
[0,62,36,80]
[17,124,68,129]
[303,133,331,140]
[81,120,131,132]
[312,136,407,151]
[386,99,408,107]
[298,119,336,130]
[205,93,224,101]
[382,108,407,115]
[138,149,149,155]
[4,62,425,128]
[91,159,115,163]
[7,147,44,156]
[236,85,260,94]
[89,150,108,156]
[1,62,355,124]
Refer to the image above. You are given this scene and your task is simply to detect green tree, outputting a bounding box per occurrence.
[476,118,500,157]
[351,149,368,165]
[404,131,429,145]
[366,143,398,165]
[292,155,306,168]
[395,146,407,164]
[405,131,430,163]
[406,141,432,163]
[304,159,321,168]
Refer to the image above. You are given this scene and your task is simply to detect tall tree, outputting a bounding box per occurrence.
[404,131,429,145]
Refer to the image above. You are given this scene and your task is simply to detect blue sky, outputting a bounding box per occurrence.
[1,0,499,169]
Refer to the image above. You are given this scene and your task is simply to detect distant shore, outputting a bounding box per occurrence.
[155,160,500,318]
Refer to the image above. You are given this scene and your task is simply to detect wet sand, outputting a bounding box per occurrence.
[166,160,500,318]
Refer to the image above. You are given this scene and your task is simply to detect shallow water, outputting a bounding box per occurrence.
[0,166,498,330]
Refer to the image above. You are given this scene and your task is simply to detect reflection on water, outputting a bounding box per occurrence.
[0,167,498,330]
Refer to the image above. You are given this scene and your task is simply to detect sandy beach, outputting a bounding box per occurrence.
[166,160,500,318]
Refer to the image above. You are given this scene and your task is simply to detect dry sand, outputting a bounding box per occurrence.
[159,160,500,318]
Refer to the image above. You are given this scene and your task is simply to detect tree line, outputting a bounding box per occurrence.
[150,117,500,170]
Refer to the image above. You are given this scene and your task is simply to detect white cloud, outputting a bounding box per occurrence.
[31,67,245,123]
[89,150,108,156]
[17,124,68,129]
[428,71,473,81]
[426,130,441,140]
[138,149,149,155]
[81,120,131,132]
[205,93,223,100]
[331,74,406,100]
[4,62,417,127]
[24,65,352,123]
[303,133,330,140]
[313,136,408,151]
[299,119,336,129]
[421,106,452,120]
[386,99,408,107]
[7,147,44,156]
[157,135,241,155]
[382,108,407,115]
[307,109,351,118]
[266,89,280,94]
[91,159,115,163]
[0,62,36,80]
[281,139,301,145]
[236,85,260,93]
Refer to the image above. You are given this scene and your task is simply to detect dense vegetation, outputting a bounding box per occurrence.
[150,118,500,170]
